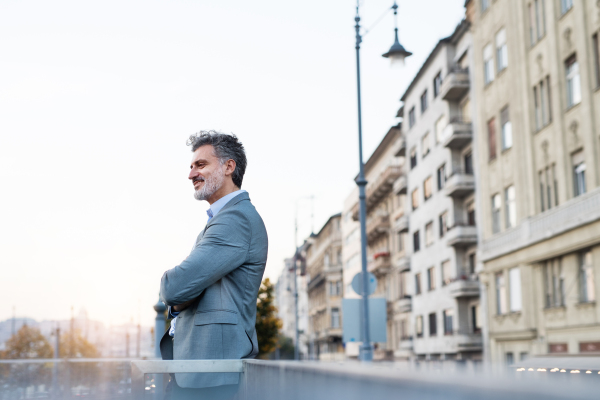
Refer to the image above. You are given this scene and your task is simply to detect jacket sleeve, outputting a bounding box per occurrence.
[159,209,251,306]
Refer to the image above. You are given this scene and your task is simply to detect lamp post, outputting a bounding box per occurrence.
[353,0,411,362]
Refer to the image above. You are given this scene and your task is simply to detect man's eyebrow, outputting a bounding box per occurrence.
[190,158,209,168]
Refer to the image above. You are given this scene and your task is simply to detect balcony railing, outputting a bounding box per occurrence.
[396,254,410,271]
[366,212,390,244]
[394,137,406,158]
[440,67,470,101]
[369,252,392,275]
[394,214,409,233]
[444,169,475,198]
[446,276,480,298]
[446,224,477,247]
[393,175,407,195]
[352,164,403,220]
[442,118,473,150]
[482,187,600,262]
[395,296,412,313]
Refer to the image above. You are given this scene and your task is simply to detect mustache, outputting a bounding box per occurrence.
[193,177,205,183]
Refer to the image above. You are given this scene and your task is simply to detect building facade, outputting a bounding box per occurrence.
[469,0,600,364]
[348,125,410,360]
[400,19,483,363]
[305,213,345,360]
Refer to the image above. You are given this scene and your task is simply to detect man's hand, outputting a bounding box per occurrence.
[172,298,195,312]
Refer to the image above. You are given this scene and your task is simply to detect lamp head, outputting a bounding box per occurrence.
[382,28,412,67]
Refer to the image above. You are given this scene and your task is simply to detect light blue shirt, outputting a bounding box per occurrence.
[169,189,247,337]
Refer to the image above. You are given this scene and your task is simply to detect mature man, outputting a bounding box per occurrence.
[159,131,268,399]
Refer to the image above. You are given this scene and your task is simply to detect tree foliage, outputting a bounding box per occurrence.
[255,278,282,359]
[0,325,54,389]
[59,329,101,388]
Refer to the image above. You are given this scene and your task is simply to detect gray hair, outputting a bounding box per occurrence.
[186,130,247,188]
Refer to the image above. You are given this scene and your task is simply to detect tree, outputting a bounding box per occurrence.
[0,325,54,390]
[59,329,100,389]
[255,278,282,359]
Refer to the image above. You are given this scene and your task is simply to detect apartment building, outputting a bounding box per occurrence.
[347,125,409,360]
[401,19,483,363]
[305,213,344,360]
[469,0,600,363]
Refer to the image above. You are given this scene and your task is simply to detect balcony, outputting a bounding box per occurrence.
[444,170,475,198]
[366,212,390,244]
[394,137,406,157]
[446,225,477,247]
[393,175,407,195]
[395,296,412,313]
[394,214,409,232]
[442,119,473,150]
[396,255,410,271]
[399,336,413,350]
[444,330,483,353]
[447,277,480,298]
[352,164,403,220]
[369,252,391,275]
[440,67,470,101]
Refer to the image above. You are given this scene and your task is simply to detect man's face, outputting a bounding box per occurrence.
[188,145,225,202]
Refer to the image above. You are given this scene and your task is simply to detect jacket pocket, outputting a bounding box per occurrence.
[194,309,238,325]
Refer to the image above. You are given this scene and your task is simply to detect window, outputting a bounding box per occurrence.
[399,271,409,298]
[467,201,476,227]
[505,185,516,229]
[509,267,522,312]
[329,281,343,296]
[579,250,596,303]
[506,352,514,365]
[561,0,573,15]
[472,304,482,333]
[397,231,405,252]
[443,309,453,335]
[464,152,473,175]
[492,193,501,234]
[594,33,600,88]
[420,90,428,113]
[427,266,436,290]
[441,260,452,285]
[572,150,586,197]
[435,114,447,144]
[495,272,507,314]
[529,0,546,46]
[496,28,508,72]
[539,164,558,211]
[544,258,565,308]
[484,43,494,84]
[534,76,552,130]
[520,352,529,361]
[410,147,417,169]
[416,315,423,337]
[439,212,448,238]
[428,313,437,336]
[422,132,431,157]
[408,106,416,128]
[481,0,490,13]
[400,319,408,339]
[424,176,433,200]
[487,118,497,160]
[331,308,340,328]
[411,188,419,210]
[433,71,443,98]
[413,230,420,253]
[468,253,476,274]
[425,222,434,247]
[565,55,581,108]
[437,164,446,190]
[500,106,512,150]
[415,273,422,295]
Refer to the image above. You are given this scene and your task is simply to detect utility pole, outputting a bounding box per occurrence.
[52,325,60,398]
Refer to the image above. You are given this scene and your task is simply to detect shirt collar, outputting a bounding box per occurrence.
[207,189,246,220]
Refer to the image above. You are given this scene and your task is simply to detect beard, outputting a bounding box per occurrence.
[193,167,225,201]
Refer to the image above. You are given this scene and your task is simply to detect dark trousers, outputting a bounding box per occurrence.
[164,377,239,400]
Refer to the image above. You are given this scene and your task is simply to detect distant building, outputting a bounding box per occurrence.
[305,213,344,360]
[468,0,600,364]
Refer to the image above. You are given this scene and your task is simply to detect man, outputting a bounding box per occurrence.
[159,130,268,399]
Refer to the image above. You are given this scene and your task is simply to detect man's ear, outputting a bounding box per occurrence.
[225,159,237,176]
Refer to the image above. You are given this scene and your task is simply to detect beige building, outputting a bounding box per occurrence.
[305,213,344,360]
[469,0,600,364]
[349,125,410,360]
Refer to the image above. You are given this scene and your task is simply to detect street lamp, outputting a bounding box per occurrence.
[353,0,411,362]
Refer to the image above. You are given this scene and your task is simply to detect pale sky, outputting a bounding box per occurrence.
[0,0,465,327]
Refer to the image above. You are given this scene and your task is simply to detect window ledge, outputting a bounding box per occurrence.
[575,301,596,308]
[543,305,566,312]
[501,146,513,155]
[565,101,581,113]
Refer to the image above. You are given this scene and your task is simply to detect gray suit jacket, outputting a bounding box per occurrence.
[159,192,268,389]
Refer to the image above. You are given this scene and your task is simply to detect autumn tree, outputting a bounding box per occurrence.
[255,278,282,359]
[0,325,53,390]
[59,329,100,388]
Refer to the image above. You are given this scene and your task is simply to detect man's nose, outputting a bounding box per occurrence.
[189,168,198,180]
